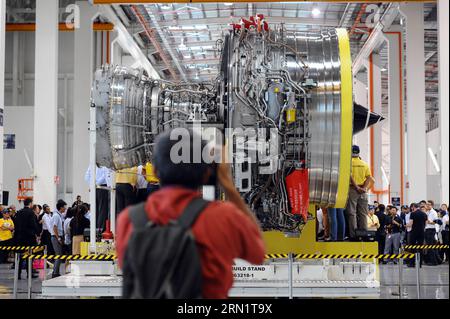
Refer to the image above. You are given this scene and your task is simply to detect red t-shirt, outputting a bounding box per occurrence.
[116,186,266,299]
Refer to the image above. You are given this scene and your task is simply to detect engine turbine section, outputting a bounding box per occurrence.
[92,17,380,234]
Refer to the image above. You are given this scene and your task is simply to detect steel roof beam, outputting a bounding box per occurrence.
[99,5,160,78]
[143,4,187,81]
[156,16,341,27]
[93,1,437,4]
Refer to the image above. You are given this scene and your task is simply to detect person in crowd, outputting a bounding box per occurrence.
[400,205,409,244]
[0,209,15,264]
[116,130,265,298]
[63,208,74,255]
[136,165,149,204]
[70,205,90,255]
[406,203,428,267]
[40,204,54,255]
[63,208,74,273]
[328,208,346,241]
[50,199,67,278]
[404,204,412,245]
[367,205,380,231]
[145,162,160,196]
[373,201,379,209]
[115,166,138,215]
[72,195,83,208]
[439,204,449,262]
[69,205,90,255]
[375,204,387,254]
[85,164,110,232]
[9,205,17,217]
[33,204,43,237]
[424,199,442,265]
[318,206,330,241]
[82,203,91,220]
[386,205,393,214]
[346,145,374,240]
[316,206,324,239]
[14,198,39,279]
[383,206,403,263]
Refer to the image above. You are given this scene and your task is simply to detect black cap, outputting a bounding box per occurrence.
[401,205,409,209]
[352,145,360,156]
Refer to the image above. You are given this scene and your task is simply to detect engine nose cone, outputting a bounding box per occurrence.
[353,102,385,135]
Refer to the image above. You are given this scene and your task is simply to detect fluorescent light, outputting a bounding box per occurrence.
[428,147,441,173]
[312,8,321,17]
[381,166,390,186]
[160,4,171,10]
[381,68,387,72]
[224,3,233,6]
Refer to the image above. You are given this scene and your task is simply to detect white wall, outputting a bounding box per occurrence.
[3,31,75,204]
[3,106,34,207]
[3,29,131,206]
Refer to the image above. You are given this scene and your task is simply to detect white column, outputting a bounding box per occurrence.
[72,1,98,202]
[385,31,406,205]
[438,0,449,204]
[368,53,385,202]
[400,3,428,203]
[33,0,59,208]
[353,75,370,162]
[110,31,121,65]
[0,0,5,202]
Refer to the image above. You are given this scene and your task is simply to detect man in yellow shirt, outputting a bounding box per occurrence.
[115,166,138,215]
[145,162,160,196]
[346,145,374,240]
[0,209,15,263]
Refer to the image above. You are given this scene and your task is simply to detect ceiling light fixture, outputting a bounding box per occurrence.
[428,147,441,173]
[160,4,171,10]
[224,3,234,6]
[312,8,321,17]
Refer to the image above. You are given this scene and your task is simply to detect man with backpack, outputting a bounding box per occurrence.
[116,129,266,298]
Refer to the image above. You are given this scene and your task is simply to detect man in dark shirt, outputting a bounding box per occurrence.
[375,204,387,255]
[14,198,39,279]
[383,206,403,263]
[406,203,428,267]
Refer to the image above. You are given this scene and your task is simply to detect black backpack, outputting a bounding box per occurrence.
[122,197,209,299]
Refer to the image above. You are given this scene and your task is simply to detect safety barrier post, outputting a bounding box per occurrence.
[43,247,47,278]
[27,248,32,299]
[415,253,421,299]
[398,256,403,299]
[288,253,293,299]
[13,252,19,299]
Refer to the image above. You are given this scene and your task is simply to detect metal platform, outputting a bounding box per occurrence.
[41,258,380,298]
[42,275,379,298]
[230,280,380,298]
[42,275,122,297]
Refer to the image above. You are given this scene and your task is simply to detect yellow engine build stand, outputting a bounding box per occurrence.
[262,205,378,257]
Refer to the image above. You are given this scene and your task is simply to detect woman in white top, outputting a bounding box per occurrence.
[63,208,74,273]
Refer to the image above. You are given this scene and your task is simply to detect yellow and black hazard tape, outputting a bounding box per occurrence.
[296,253,414,259]
[0,246,45,252]
[265,254,289,259]
[404,244,449,249]
[21,254,117,261]
[265,253,415,260]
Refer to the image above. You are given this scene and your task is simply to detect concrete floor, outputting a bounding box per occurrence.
[0,262,448,299]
